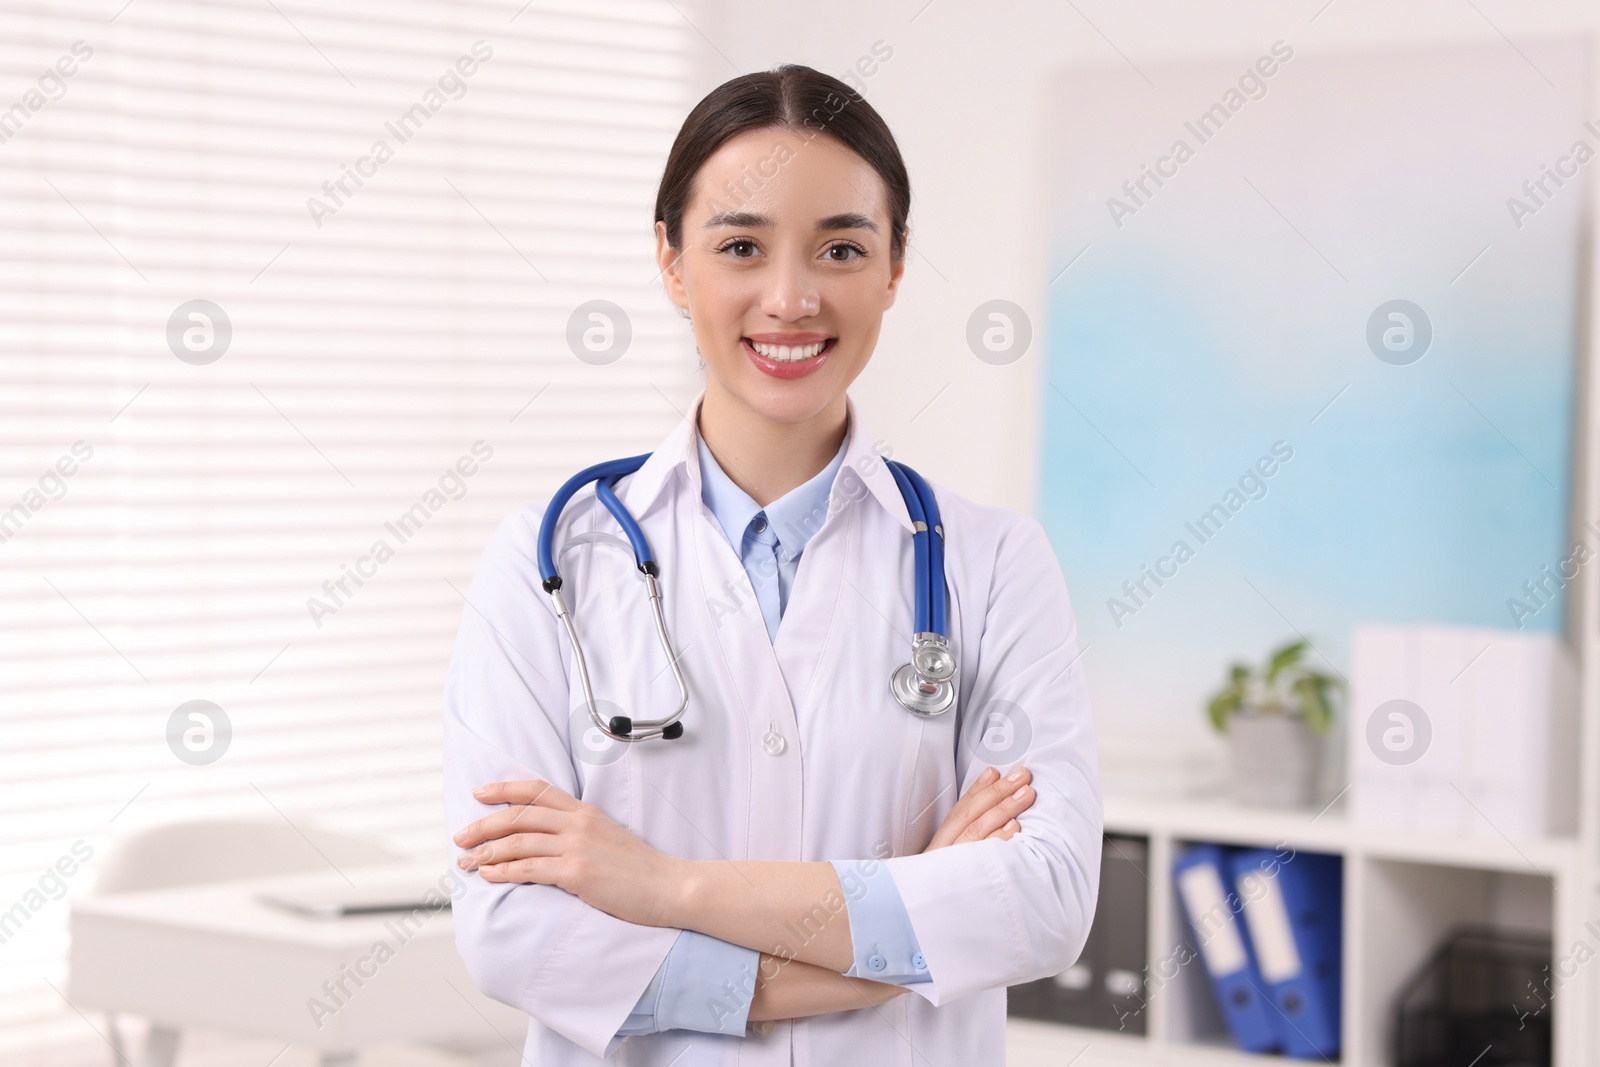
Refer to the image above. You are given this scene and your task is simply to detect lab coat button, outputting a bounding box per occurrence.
[761,729,786,756]
[868,953,887,971]
[751,1020,775,1037]
[912,952,927,971]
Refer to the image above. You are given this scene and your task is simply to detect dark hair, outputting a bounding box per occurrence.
[653,63,910,262]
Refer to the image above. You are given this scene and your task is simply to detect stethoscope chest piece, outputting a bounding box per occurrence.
[883,457,958,718]
[891,661,956,716]
[891,631,957,717]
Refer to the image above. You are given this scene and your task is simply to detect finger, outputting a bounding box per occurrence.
[471,779,582,811]
[924,770,988,850]
[987,818,1021,841]
[491,804,565,838]
[948,767,1031,832]
[966,766,1001,793]
[453,803,562,848]
[955,784,1034,845]
[457,831,560,871]
[925,767,1010,850]
[927,767,1036,851]
[940,767,1014,835]
[478,856,562,884]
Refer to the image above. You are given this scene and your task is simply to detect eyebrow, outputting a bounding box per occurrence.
[701,210,879,233]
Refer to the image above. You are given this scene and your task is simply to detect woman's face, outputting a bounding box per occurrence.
[655,126,906,427]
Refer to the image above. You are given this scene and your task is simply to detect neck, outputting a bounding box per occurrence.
[697,383,848,508]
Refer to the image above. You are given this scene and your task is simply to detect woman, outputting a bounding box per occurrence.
[443,64,1101,1065]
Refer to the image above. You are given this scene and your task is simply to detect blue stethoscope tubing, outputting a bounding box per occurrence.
[537,452,957,742]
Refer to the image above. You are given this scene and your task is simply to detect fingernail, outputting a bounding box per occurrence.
[1013,785,1031,800]
[1007,768,1025,782]
[472,785,491,797]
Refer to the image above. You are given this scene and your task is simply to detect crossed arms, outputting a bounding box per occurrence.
[452,764,1038,1023]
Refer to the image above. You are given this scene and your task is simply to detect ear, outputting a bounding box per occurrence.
[655,220,689,312]
[881,226,909,311]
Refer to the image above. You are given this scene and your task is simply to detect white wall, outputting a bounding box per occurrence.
[699,0,1600,522]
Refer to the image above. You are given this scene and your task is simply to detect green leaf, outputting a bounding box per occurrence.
[1264,639,1308,684]
[1207,690,1242,733]
[1206,638,1342,736]
[1205,662,1251,733]
[1293,674,1332,737]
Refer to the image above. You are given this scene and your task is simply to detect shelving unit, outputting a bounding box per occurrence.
[1005,795,1586,1067]
[997,25,1600,1062]
[1009,33,1600,1062]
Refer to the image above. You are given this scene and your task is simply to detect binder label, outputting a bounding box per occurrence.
[1177,863,1247,975]
[1236,869,1303,982]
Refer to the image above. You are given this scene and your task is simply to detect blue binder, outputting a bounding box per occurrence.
[1228,849,1342,1059]
[1172,845,1283,1053]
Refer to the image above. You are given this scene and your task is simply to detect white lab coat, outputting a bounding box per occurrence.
[443,391,1102,1066]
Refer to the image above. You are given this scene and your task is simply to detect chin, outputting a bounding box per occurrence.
[709,361,851,427]
[750,379,839,421]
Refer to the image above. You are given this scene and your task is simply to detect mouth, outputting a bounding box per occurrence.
[741,336,837,380]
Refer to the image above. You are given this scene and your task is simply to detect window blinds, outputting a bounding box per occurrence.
[0,0,697,1056]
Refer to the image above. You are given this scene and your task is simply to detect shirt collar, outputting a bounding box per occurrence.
[620,388,913,535]
[698,423,846,564]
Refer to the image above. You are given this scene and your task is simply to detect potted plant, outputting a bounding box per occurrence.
[1205,638,1340,808]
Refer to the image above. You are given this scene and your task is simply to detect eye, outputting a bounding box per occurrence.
[716,238,760,258]
[825,241,868,262]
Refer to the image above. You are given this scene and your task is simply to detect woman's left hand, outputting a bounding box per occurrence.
[453,779,684,928]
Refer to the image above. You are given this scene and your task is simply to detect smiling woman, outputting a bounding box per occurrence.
[442,62,1101,1067]
[651,72,909,446]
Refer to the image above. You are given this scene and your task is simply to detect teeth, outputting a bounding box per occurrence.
[749,339,828,361]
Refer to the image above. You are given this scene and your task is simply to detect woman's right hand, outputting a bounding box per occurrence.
[923,766,1034,851]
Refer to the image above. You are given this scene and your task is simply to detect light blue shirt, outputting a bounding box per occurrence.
[696,428,846,641]
[617,425,929,1039]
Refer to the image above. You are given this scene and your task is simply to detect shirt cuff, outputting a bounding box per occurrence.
[616,929,761,1037]
[614,932,677,1037]
[831,857,932,985]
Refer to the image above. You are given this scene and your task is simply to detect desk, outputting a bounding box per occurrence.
[69,861,526,1066]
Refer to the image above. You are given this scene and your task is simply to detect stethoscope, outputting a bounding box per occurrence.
[535,451,957,743]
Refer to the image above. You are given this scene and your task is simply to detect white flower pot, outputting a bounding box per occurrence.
[1227,711,1318,808]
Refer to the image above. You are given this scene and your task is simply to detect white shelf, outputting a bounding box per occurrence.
[1007,1018,1289,1067]
[1104,793,1581,877]
[1014,792,1581,1066]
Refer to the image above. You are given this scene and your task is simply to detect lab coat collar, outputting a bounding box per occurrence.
[620,388,913,535]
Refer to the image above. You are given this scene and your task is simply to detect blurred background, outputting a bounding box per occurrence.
[3,1,1599,1065]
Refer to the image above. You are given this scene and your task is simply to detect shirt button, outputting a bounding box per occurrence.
[762,728,786,756]
[751,514,768,533]
[868,953,887,972]
[912,952,927,971]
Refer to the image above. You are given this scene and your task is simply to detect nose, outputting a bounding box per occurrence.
[760,257,821,320]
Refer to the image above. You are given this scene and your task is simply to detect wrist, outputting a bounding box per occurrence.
[663,856,709,930]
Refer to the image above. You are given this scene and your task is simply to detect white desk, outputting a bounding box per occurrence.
[69,861,527,1066]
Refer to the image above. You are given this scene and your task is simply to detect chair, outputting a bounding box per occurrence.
[89,817,405,1067]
